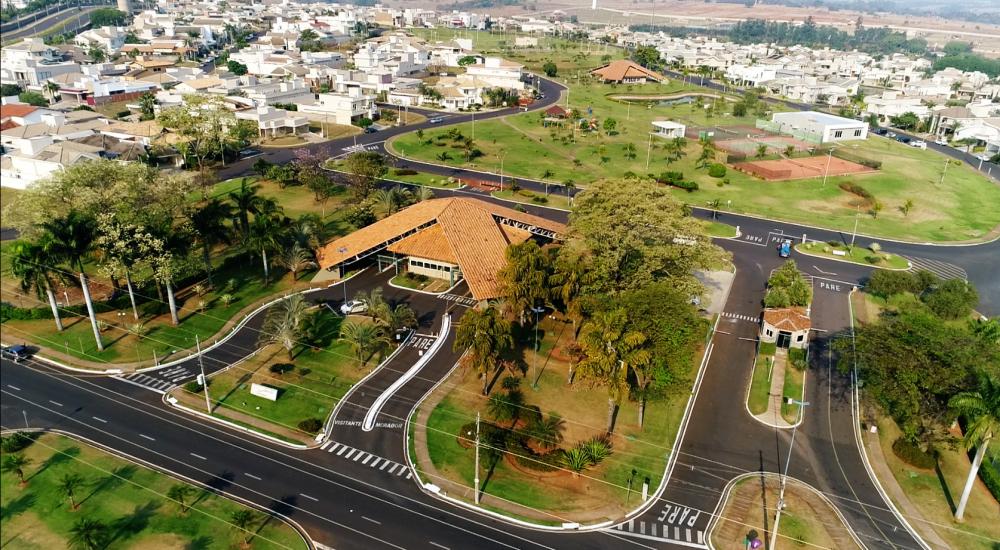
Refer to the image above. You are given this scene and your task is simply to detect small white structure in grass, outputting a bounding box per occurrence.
[770,111,868,143]
[652,120,686,139]
[760,307,811,349]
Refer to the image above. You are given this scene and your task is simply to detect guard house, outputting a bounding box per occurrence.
[314,198,566,301]
[760,307,811,349]
[652,120,686,139]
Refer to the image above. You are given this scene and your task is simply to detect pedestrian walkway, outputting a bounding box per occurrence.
[320,441,413,480]
[756,349,794,428]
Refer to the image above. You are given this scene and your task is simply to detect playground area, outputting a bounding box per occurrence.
[733,156,876,181]
[686,124,816,158]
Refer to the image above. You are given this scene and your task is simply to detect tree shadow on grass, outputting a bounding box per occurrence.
[191,471,233,509]
[184,535,213,550]
[79,465,136,507]
[110,500,161,544]
[934,459,957,514]
[0,493,35,522]
[27,446,80,481]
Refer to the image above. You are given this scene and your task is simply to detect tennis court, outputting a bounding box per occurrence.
[733,156,876,181]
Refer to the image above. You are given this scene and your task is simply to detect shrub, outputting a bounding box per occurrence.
[865,255,881,264]
[838,181,874,202]
[708,163,727,178]
[561,447,590,473]
[656,171,684,185]
[582,437,613,465]
[891,437,936,469]
[0,432,36,453]
[531,196,549,204]
[183,381,203,393]
[269,363,294,376]
[869,242,881,253]
[297,418,323,433]
[673,180,699,192]
[393,168,418,176]
[866,270,917,297]
[923,279,978,319]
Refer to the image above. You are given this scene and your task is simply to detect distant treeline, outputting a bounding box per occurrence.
[758,0,1000,27]
[631,19,927,57]
[934,53,1000,79]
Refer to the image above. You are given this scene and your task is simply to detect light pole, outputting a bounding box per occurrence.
[821,147,836,186]
[645,132,653,170]
[196,335,211,414]
[530,305,545,388]
[939,158,950,185]
[473,412,481,504]
[496,150,507,192]
[849,205,861,249]
[471,110,475,141]
[770,398,810,550]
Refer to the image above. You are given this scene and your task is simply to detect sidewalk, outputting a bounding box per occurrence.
[756,349,793,428]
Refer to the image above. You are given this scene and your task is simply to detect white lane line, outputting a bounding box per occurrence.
[190,453,207,460]
[7,385,21,391]
[245,473,262,481]
[361,516,382,525]
[429,542,449,550]
[299,493,318,502]
[92,416,108,423]
[139,434,155,441]
[49,400,64,407]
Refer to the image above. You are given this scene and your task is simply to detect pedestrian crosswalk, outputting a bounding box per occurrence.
[341,144,379,154]
[608,504,707,548]
[904,256,967,281]
[438,293,477,307]
[722,311,758,323]
[115,365,197,394]
[320,441,413,479]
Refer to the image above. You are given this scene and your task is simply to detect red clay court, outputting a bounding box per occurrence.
[685,125,814,156]
[733,156,876,181]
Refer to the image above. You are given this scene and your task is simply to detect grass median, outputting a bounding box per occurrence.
[796,241,910,270]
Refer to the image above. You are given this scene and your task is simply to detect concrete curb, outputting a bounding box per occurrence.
[0,427,316,550]
[162,394,310,450]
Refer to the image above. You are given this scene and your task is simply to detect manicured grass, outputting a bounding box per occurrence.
[260,135,306,147]
[386,170,463,189]
[747,353,773,416]
[492,188,571,210]
[0,432,306,550]
[780,361,805,425]
[874,415,1000,549]
[705,220,738,238]
[797,241,910,270]
[308,121,361,140]
[390,272,450,293]
[392,76,1000,242]
[423,314,692,520]
[207,176,353,223]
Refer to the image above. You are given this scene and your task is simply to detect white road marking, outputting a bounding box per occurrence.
[92,416,108,423]
[362,454,373,465]
[388,464,400,474]
[353,452,367,462]
[380,461,391,470]
[405,471,412,479]
[369,458,382,468]
[300,493,319,502]
[245,473,262,480]
[190,453,207,460]
[361,516,382,525]
[428,542,449,550]
[49,400,63,407]
[343,449,356,459]
[328,442,341,453]
[139,434,155,441]
[320,441,331,450]
[7,385,21,391]
[396,466,407,476]
[337,446,349,456]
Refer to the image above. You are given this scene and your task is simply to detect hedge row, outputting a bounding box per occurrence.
[975,450,1000,502]
[832,147,882,170]
[891,437,937,469]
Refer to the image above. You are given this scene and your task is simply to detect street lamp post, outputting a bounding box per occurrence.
[849,205,861,249]
[769,398,810,550]
[821,147,836,186]
[196,335,211,414]
[474,412,481,504]
[530,306,546,388]
[497,150,508,192]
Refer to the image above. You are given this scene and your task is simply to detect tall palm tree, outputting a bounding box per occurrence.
[1,454,31,486]
[273,243,316,280]
[41,211,103,351]
[230,509,258,547]
[68,518,109,550]
[353,287,386,322]
[453,305,514,395]
[375,303,417,333]
[527,413,565,450]
[58,472,85,510]
[486,388,525,428]
[498,240,549,325]
[244,212,285,284]
[258,294,308,360]
[948,373,1000,521]
[340,322,390,365]
[44,80,60,103]
[190,198,233,287]
[577,308,650,433]
[166,484,195,514]
[9,239,67,331]
[228,178,265,236]
[549,250,589,335]
[287,214,326,252]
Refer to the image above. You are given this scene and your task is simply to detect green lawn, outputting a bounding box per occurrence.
[796,240,910,270]
[207,176,353,223]
[391,77,1000,242]
[705,220,738,238]
[390,272,450,293]
[0,432,306,550]
[780,357,805,425]
[492,189,571,210]
[385,170,463,189]
[748,353,773,415]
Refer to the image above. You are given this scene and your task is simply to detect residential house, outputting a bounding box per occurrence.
[768,111,868,143]
[298,88,376,126]
[1,38,81,89]
[652,120,686,139]
[235,106,309,137]
[466,57,525,90]
[863,91,931,123]
[591,60,663,84]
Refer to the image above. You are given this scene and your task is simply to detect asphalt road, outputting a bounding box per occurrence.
[1,7,97,41]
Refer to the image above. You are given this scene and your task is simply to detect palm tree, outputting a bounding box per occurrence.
[577,308,651,433]
[258,294,308,360]
[527,413,565,450]
[375,303,417,332]
[9,239,67,331]
[486,388,525,428]
[41,211,103,351]
[230,509,258,548]
[244,212,285,284]
[340,321,390,365]
[68,518,109,550]
[44,80,60,103]
[498,240,549,325]
[58,472,85,510]
[453,305,514,395]
[948,373,1000,522]
[416,186,435,202]
[229,178,265,236]
[353,287,386,321]
[273,243,316,280]
[287,214,326,252]
[190,198,233,287]
[166,484,195,514]
[549,252,588,335]
[1,454,31,486]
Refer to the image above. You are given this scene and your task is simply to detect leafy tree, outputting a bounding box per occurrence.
[138,91,156,120]
[0,83,22,97]
[343,151,388,199]
[764,260,812,307]
[542,60,558,77]
[454,305,514,395]
[1,454,31,485]
[339,321,390,365]
[498,240,550,325]
[58,472,85,510]
[68,518,109,550]
[948,373,1000,521]
[923,278,978,320]
[252,158,272,178]
[227,60,248,75]
[87,44,106,63]
[602,117,617,134]
[9,239,67,331]
[866,270,917,298]
[159,95,242,174]
[17,91,47,107]
[889,111,921,130]
[562,178,726,297]
[577,308,650,433]
[89,7,125,27]
[631,45,661,70]
[41,211,104,349]
[258,294,308,360]
[459,55,479,66]
[189,198,233,286]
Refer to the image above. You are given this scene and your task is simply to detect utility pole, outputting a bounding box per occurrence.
[770,399,810,550]
[821,147,835,186]
[196,335,211,414]
[939,158,950,185]
[849,205,861,249]
[645,132,653,170]
[474,411,481,504]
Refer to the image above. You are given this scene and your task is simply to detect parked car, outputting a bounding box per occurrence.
[340,300,368,315]
[363,126,378,134]
[886,131,897,138]
[238,148,262,159]
[1,345,31,362]
[778,239,791,258]
[429,117,445,124]
[872,127,888,136]
[935,138,949,146]
[895,135,911,144]
[910,140,927,149]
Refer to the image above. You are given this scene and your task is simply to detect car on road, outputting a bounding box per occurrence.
[429,117,445,124]
[895,135,911,144]
[872,127,888,136]
[238,148,262,159]
[935,138,949,146]
[886,131,897,138]
[778,239,791,258]
[363,126,378,134]
[910,140,927,149]
[340,300,368,315]
[1,345,31,362]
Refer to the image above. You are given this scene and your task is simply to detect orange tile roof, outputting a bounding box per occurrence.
[763,307,811,332]
[317,197,564,300]
[0,104,38,118]
[590,60,664,83]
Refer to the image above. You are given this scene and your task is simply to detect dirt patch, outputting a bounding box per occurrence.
[734,156,875,181]
[0,512,68,549]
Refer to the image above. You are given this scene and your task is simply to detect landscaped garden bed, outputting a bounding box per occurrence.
[796,240,910,270]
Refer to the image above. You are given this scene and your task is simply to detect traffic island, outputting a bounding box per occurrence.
[709,473,862,550]
[795,241,910,270]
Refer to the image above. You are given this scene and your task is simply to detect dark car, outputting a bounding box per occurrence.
[238,148,262,159]
[872,127,888,136]
[363,126,378,134]
[896,135,911,144]
[1,345,31,362]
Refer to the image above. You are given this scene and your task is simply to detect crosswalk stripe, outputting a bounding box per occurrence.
[640,521,646,535]
[686,528,692,542]
[396,466,406,476]
[388,464,399,474]
[328,442,341,453]
[698,531,705,543]
[320,441,330,450]
[369,458,382,468]
[153,381,171,390]
[361,454,373,465]
[380,461,391,470]
[343,448,355,458]
[353,452,367,462]
[405,471,412,479]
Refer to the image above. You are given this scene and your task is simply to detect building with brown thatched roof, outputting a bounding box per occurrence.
[314,197,565,300]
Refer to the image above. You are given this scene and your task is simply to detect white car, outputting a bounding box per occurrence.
[340,300,368,315]
[910,140,927,149]
[935,138,949,146]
